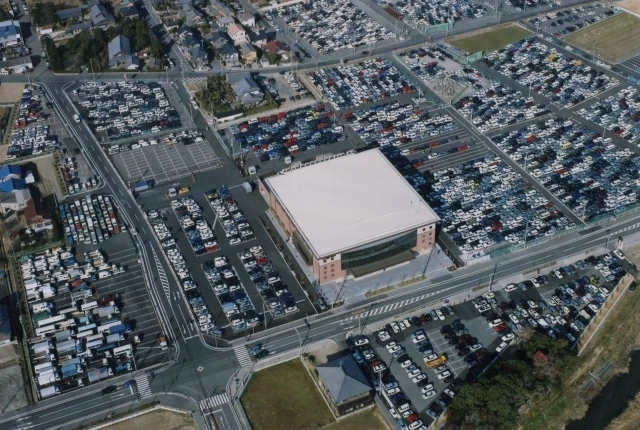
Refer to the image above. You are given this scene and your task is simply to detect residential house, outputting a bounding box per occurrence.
[163,19,181,32]
[116,0,140,19]
[227,23,248,46]
[24,198,52,232]
[66,21,93,35]
[189,45,209,68]
[237,12,255,28]
[108,35,139,69]
[217,42,239,66]
[0,56,32,73]
[316,355,372,416]
[248,30,268,48]
[89,4,115,27]
[56,7,84,22]
[0,189,31,214]
[182,3,204,27]
[208,30,229,49]
[227,73,264,106]
[238,43,257,64]
[263,40,288,57]
[217,15,235,27]
[0,20,21,47]
[210,0,234,18]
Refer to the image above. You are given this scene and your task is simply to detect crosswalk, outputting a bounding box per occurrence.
[153,249,170,300]
[135,374,152,399]
[233,344,252,366]
[200,393,229,410]
[342,291,441,322]
[614,222,640,235]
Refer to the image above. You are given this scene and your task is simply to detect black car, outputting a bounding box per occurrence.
[440,325,453,334]
[457,347,470,357]
[102,385,118,395]
[443,374,454,383]
[411,316,421,327]
[255,349,269,360]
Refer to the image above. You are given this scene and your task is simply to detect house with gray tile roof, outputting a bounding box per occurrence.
[316,355,372,415]
[89,4,115,27]
[108,35,139,69]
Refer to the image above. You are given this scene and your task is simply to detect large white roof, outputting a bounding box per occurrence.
[265,150,439,257]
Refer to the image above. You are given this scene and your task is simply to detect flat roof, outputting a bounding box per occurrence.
[265,149,439,257]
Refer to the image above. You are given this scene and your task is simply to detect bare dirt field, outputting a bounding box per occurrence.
[26,0,82,8]
[0,345,30,413]
[618,0,640,17]
[17,154,66,200]
[563,12,640,63]
[97,408,196,430]
[0,84,25,103]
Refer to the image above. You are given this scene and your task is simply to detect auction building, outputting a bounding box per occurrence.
[258,149,439,285]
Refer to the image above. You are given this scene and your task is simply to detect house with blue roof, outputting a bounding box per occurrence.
[0,165,22,182]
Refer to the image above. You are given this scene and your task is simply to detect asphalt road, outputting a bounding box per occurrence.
[5,0,640,428]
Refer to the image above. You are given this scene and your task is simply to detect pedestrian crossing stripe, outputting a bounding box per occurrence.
[152,249,171,300]
[135,374,152,399]
[341,291,440,322]
[233,344,252,367]
[200,393,229,410]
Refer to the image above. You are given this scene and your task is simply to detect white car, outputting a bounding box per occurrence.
[412,333,426,343]
[437,370,451,380]
[469,343,483,352]
[73,114,80,123]
[385,342,397,351]
[496,341,508,353]
[505,283,517,292]
[484,291,495,299]
[420,383,434,394]
[378,330,390,341]
[502,333,515,341]
[554,270,563,279]
[489,319,503,327]
[354,336,369,346]
[400,359,413,368]
[408,369,422,378]
[435,310,445,320]
[444,388,456,398]
[613,249,625,260]
[411,373,427,383]
[422,390,436,399]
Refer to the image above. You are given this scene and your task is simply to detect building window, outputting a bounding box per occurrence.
[341,230,417,271]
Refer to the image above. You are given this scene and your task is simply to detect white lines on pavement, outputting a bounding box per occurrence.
[233,345,252,367]
[152,248,171,300]
[135,374,152,399]
[614,222,640,235]
[200,393,230,410]
[342,291,440,321]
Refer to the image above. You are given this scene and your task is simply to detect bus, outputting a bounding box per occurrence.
[37,315,66,328]
[81,301,98,312]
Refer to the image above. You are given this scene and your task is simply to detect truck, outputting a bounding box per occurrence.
[109,323,131,335]
[425,355,448,368]
[241,182,252,194]
[87,367,112,383]
[38,385,60,400]
[106,333,123,343]
[221,302,237,314]
[61,363,81,378]
[93,305,119,318]
[159,335,168,350]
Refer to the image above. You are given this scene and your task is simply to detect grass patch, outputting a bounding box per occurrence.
[563,12,640,63]
[241,359,334,430]
[398,275,427,287]
[365,285,395,298]
[448,24,532,54]
[321,408,388,430]
[518,246,640,430]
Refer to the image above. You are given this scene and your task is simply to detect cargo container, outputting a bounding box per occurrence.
[87,367,112,383]
[109,323,131,335]
[38,385,60,400]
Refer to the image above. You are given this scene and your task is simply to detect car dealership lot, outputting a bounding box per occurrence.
[375,0,487,30]
[574,86,640,146]
[307,58,415,110]
[423,153,574,255]
[531,4,617,39]
[110,135,221,183]
[491,117,640,220]
[71,81,185,142]
[264,0,396,55]
[227,104,345,163]
[481,39,619,109]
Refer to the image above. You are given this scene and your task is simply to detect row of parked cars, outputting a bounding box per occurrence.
[308,59,414,109]
[532,5,617,38]
[343,102,458,148]
[229,104,344,162]
[205,187,254,245]
[147,210,216,335]
[202,256,258,332]
[423,154,573,254]
[73,81,181,141]
[484,252,627,345]
[492,117,640,220]
[377,0,487,29]
[482,39,618,109]
[107,130,205,156]
[455,84,550,133]
[575,86,640,145]
[237,246,298,318]
[6,123,59,161]
[170,197,219,255]
[265,0,397,55]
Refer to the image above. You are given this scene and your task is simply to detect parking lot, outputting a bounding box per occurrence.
[264,0,396,55]
[375,0,487,30]
[575,85,640,145]
[70,81,192,142]
[531,4,617,39]
[492,116,640,220]
[110,134,221,183]
[343,102,460,148]
[226,103,346,163]
[482,39,619,109]
[307,58,415,110]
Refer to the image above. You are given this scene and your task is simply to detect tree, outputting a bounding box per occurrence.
[0,7,8,21]
[31,2,59,27]
[135,19,151,51]
[150,37,164,59]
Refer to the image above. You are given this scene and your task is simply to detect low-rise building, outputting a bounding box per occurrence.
[238,43,257,64]
[116,0,139,19]
[316,355,372,416]
[89,4,115,27]
[0,20,21,47]
[227,73,263,106]
[108,35,139,69]
[238,12,255,27]
[227,23,248,46]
